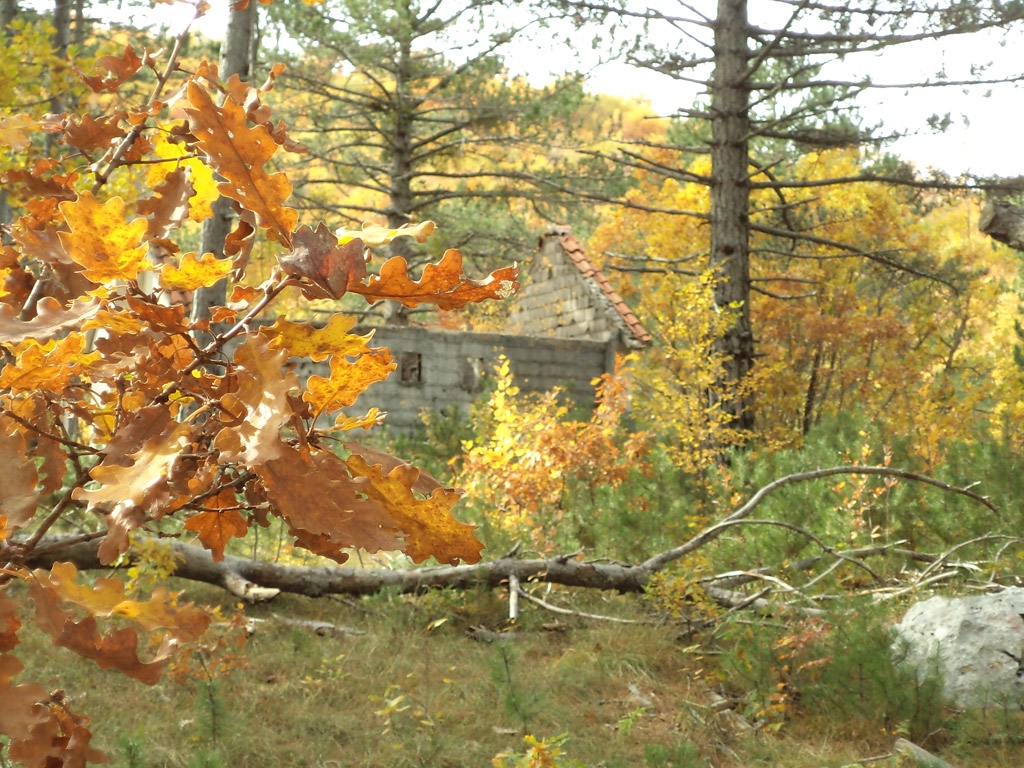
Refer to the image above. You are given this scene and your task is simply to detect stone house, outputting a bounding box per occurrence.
[295,226,651,431]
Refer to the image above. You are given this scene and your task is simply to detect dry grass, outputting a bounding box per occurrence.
[7,579,1024,768]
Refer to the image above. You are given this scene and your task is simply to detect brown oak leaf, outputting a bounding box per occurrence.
[278,223,367,299]
[255,444,404,562]
[138,166,193,248]
[185,81,297,244]
[63,113,125,153]
[80,45,143,93]
[0,296,99,345]
[183,507,249,563]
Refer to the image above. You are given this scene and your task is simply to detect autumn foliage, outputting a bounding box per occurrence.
[0,24,518,766]
[459,357,648,551]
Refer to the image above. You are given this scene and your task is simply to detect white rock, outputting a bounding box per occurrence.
[893,588,1024,708]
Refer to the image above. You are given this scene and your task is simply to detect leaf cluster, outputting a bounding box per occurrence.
[0,11,520,765]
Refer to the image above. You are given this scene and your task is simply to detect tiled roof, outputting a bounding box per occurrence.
[544,226,652,347]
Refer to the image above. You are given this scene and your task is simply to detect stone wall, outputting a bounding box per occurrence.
[291,325,614,432]
[506,234,623,342]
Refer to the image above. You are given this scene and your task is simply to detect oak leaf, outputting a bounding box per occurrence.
[332,408,385,432]
[214,336,299,467]
[304,350,395,419]
[73,406,196,562]
[337,220,436,247]
[63,113,124,153]
[0,590,19,652]
[255,444,404,562]
[278,223,366,299]
[80,45,143,93]
[0,114,36,150]
[159,252,233,292]
[147,134,218,223]
[58,192,149,284]
[0,334,100,393]
[185,81,297,244]
[138,166,193,248]
[36,562,209,641]
[3,395,66,495]
[183,495,249,563]
[350,249,520,309]
[261,313,373,362]
[346,453,482,565]
[0,654,54,757]
[28,580,169,685]
[0,296,99,345]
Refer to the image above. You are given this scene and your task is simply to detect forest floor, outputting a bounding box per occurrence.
[9,578,1024,768]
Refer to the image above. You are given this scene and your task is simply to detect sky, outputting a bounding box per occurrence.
[150,0,1024,178]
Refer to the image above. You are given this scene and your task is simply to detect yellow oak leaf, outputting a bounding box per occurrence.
[345,453,481,565]
[58,192,149,283]
[336,220,436,247]
[160,251,233,291]
[0,113,35,150]
[331,407,385,431]
[304,350,395,418]
[261,313,374,362]
[147,132,218,223]
[351,249,520,309]
[0,334,100,393]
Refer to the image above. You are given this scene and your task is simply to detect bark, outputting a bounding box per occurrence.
[709,0,755,431]
[191,1,256,327]
[979,200,1024,253]
[25,536,649,602]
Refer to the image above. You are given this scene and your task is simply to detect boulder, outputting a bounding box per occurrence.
[893,588,1024,708]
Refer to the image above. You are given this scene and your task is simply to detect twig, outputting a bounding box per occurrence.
[914,534,1016,584]
[515,587,648,624]
[642,466,997,573]
[91,5,201,193]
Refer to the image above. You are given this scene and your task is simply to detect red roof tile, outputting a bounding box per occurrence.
[545,226,652,347]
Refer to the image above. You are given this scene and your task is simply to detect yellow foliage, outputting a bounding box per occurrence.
[459,357,648,551]
[591,146,1024,464]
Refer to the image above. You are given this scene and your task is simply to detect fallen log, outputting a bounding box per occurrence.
[25,535,649,601]
[16,465,997,607]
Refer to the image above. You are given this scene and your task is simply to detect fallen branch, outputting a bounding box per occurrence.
[19,465,998,611]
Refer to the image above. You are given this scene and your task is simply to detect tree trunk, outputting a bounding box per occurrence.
[384,22,416,325]
[43,0,70,158]
[191,1,256,326]
[709,0,755,431]
[0,0,16,234]
[979,200,1024,253]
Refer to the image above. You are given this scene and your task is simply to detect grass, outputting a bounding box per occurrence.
[7,577,1024,768]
